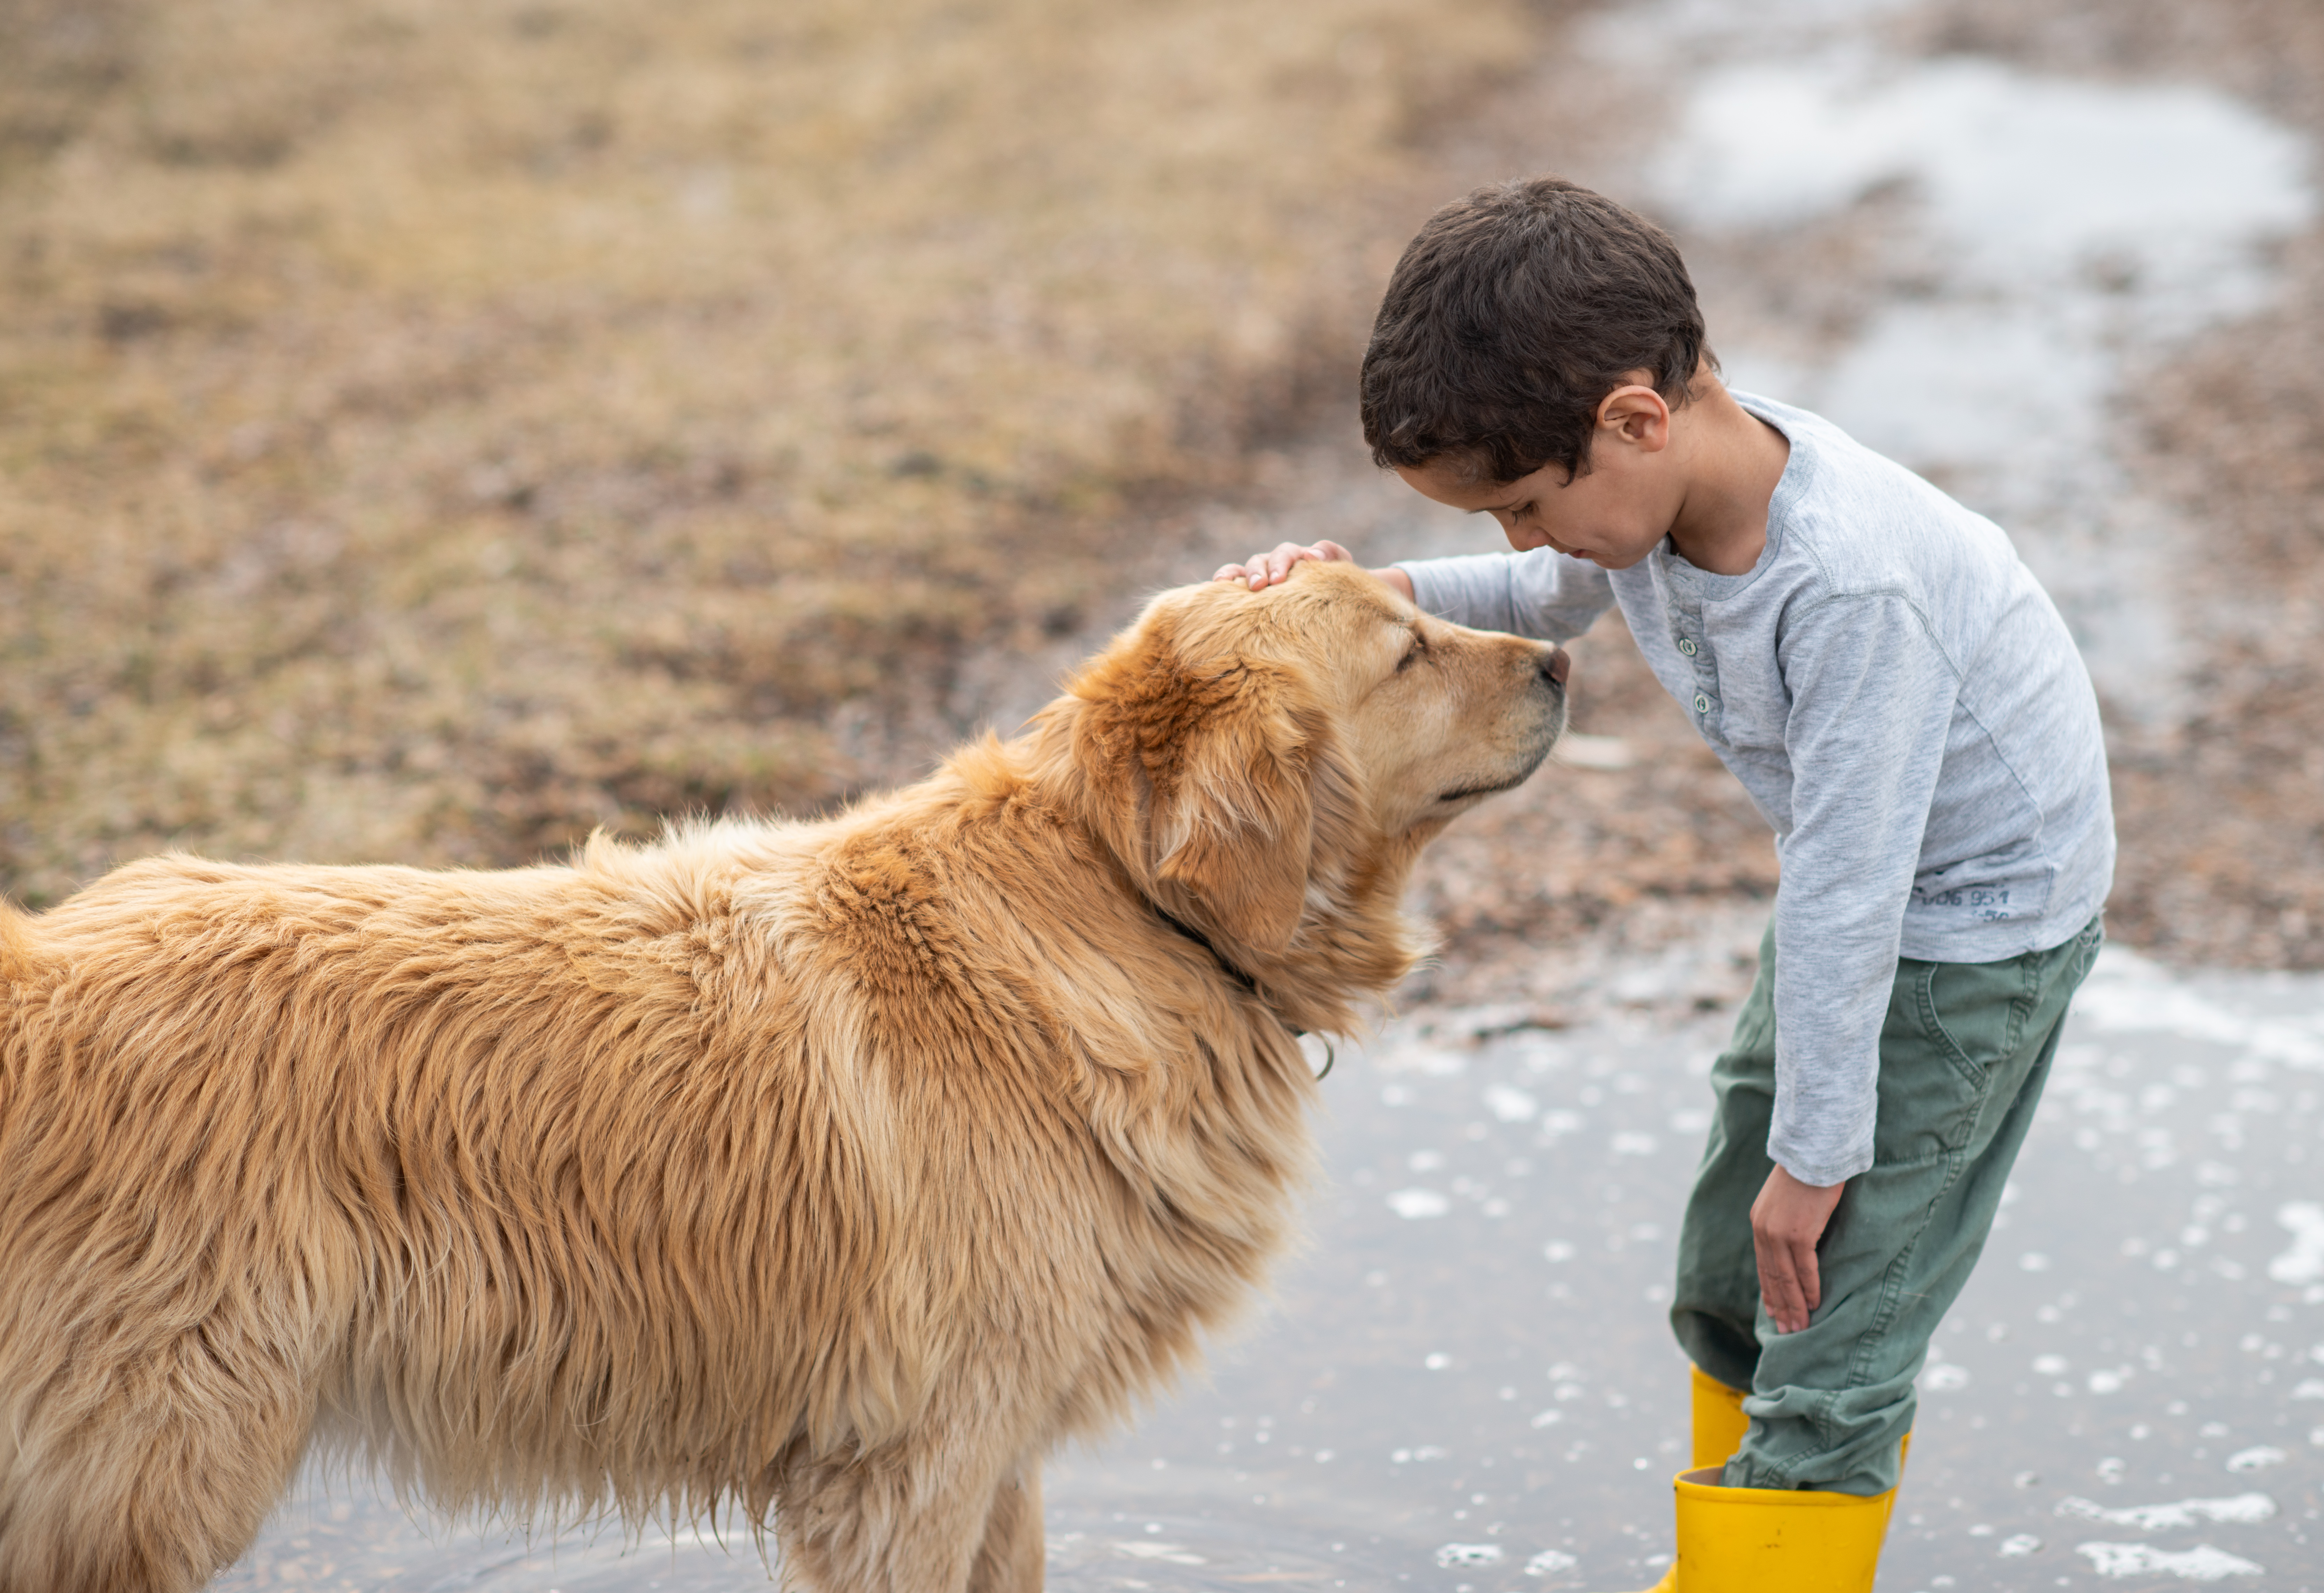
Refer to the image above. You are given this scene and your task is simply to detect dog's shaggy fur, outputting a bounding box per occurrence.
[0,563,1565,1592]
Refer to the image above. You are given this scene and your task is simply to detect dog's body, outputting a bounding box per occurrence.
[0,564,1564,1592]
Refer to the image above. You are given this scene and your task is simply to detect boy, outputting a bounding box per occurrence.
[1217,177,2111,1591]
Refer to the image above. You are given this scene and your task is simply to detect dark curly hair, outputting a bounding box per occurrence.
[1359,176,1713,485]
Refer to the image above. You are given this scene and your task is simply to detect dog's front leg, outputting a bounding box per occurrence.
[966,1459,1043,1593]
[778,1431,1029,1593]
[0,1317,322,1593]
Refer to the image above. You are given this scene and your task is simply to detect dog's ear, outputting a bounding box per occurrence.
[1147,660,1318,955]
[1066,632,1320,956]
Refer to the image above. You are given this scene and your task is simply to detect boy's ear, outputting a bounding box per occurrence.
[1069,633,1318,957]
[1597,381,1674,452]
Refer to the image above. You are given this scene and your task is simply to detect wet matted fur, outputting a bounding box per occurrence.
[0,563,1566,1592]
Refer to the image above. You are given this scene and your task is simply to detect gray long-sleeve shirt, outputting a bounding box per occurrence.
[1397,392,2114,1185]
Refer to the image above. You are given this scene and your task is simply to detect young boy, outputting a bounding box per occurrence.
[1217,177,2112,1590]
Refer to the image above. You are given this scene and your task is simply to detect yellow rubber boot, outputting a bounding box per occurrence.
[1667,1467,1895,1591]
[1683,1366,1912,1473]
[1623,1370,1749,1593]
[1619,1372,1906,1593]
[1690,1366,1750,1470]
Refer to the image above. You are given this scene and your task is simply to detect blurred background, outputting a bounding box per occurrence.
[11,1,2324,1588]
[4,0,2322,984]
[0,0,1537,890]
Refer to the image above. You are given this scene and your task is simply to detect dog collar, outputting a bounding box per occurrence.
[1149,905,1332,1080]
[1152,905,1262,998]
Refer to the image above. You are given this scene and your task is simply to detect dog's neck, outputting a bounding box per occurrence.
[1149,903,1264,1000]
[1013,710,1431,1039]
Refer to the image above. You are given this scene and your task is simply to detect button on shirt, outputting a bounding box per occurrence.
[1395,392,2115,1187]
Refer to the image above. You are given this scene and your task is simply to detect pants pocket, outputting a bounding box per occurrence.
[1921,952,2041,1081]
[1874,923,2099,1166]
[1871,956,2025,1163]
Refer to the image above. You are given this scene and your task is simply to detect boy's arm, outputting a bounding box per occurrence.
[1765,593,1961,1189]
[1747,593,1960,1332]
[1395,548,1613,642]
[1215,541,1614,643]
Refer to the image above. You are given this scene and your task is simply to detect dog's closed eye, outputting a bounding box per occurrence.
[1394,633,1426,673]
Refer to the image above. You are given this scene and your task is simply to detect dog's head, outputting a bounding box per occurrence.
[1033,561,1566,1011]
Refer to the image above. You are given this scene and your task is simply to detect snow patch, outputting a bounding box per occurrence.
[2058,1493,2277,1530]
[1484,1084,1540,1123]
[2270,1202,2324,1285]
[2075,1542,2263,1580]
[2076,954,2324,1069]
[1385,1188,1450,1220]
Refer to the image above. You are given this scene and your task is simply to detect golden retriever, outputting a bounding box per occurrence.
[0,561,1566,1593]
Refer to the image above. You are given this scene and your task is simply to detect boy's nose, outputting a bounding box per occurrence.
[1542,646,1571,688]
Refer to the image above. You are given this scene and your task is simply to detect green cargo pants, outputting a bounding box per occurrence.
[1670,914,2104,1496]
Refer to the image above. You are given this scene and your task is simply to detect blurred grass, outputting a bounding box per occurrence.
[0,0,1543,904]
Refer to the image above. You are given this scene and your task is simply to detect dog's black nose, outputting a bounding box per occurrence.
[1541,646,1570,688]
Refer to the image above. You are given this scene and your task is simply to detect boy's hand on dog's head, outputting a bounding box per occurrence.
[1213,540,1415,602]
[1215,540,1353,590]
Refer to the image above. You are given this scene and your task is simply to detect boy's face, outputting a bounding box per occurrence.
[1393,382,1681,570]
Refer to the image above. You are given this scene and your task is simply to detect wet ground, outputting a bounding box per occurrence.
[220,946,2324,1591]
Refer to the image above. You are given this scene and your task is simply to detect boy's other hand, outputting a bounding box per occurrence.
[1751,1164,1846,1335]
[1212,539,1414,601]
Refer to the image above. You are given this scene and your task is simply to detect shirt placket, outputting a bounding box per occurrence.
[1669,593,1723,741]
